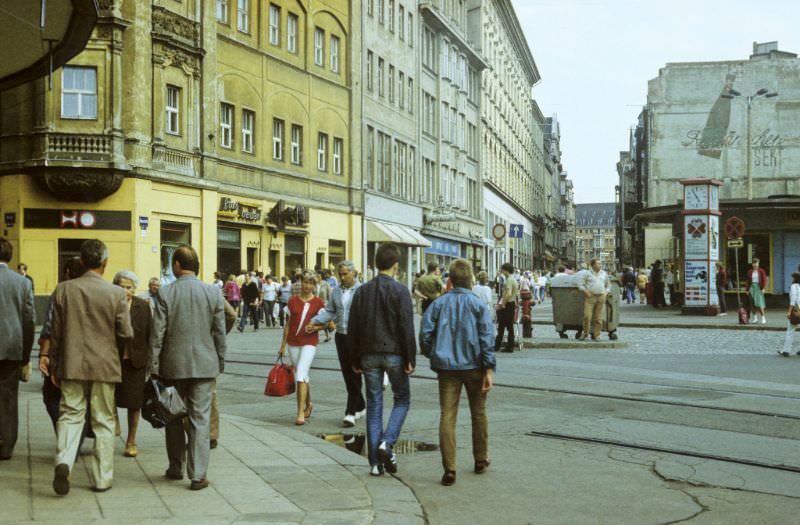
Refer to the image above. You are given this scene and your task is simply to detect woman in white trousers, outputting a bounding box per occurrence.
[779,272,800,357]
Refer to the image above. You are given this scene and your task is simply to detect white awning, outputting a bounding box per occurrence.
[367,220,431,247]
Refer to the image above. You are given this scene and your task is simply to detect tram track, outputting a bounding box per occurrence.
[223,358,800,421]
[526,430,800,474]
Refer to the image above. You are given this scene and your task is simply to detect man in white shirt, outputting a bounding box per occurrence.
[577,258,610,341]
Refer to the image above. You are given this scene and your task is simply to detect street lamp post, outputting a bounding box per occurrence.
[721,88,778,200]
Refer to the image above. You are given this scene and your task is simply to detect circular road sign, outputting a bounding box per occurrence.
[492,223,506,241]
[724,216,745,239]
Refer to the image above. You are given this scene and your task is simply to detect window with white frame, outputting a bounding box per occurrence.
[378,57,384,97]
[333,137,343,175]
[269,4,280,45]
[314,28,324,66]
[272,118,284,160]
[408,13,413,46]
[398,71,404,109]
[237,0,249,32]
[388,65,394,103]
[366,51,373,91]
[242,109,254,153]
[441,40,449,76]
[317,132,328,171]
[441,102,448,141]
[367,0,373,17]
[399,5,405,40]
[220,103,233,148]
[388,0,394,32]
[330,35,340,73]
[216,0,229,23]
[165,85,180,134]
[287,13,298,53]
[408,77,413,114]
[290,124,302,165]
[377,0,383,24]
[61,66,97,119]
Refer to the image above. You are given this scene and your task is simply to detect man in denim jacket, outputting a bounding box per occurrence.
[420,259,496,486]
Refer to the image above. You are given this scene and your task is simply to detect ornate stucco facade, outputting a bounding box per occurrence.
[0,0,362,303]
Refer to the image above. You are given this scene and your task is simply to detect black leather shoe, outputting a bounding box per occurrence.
[165,468,183,480]
[441,471,456,486]
[53,463,70,495]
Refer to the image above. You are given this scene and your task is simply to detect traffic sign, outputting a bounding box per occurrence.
[491,223,506,241]
[727,239,744,248]
[724,216,745,239]
[509,224,523,238]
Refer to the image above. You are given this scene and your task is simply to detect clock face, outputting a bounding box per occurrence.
[685,185,709,209]
[709,186,719,210]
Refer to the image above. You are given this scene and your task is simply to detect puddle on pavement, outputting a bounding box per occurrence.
[318,433,438,457]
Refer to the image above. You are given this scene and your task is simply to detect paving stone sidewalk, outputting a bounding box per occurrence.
[0,388,425,525]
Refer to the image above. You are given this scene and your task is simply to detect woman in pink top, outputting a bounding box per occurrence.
[223,274,241,312]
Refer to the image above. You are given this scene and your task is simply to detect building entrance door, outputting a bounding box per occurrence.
[58,239,88,282]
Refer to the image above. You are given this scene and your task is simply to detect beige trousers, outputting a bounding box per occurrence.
[56,380,116,489]
[582,293,606,339]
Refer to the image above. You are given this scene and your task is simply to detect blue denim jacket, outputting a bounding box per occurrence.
[419,288,496,372]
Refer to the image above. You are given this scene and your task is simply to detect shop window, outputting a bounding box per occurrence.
[329,240,346,267]
[160,221,191,285]
[217,227,241,278]
[284,235,306,274]
[725,233,771,292]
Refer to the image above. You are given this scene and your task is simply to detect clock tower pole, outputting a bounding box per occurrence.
[680,178,723,315]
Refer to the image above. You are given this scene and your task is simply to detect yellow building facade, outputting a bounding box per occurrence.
[0,0,361,300]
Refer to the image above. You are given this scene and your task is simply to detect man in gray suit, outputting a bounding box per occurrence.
[151,245,226,491]
[0,237,35,460]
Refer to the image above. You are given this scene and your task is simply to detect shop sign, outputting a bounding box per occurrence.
[425,237,460,257]
[24,209,131,230]
[218,197,262,222]
[786,211,800,226]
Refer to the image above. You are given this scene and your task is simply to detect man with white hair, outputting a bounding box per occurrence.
[47,239,133,495]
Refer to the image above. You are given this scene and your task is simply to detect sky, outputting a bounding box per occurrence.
[514,0,800,204]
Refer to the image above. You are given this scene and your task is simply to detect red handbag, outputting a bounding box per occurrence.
[264,356,295,397]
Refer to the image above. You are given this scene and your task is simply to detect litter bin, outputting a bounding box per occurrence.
[550,274,620,340]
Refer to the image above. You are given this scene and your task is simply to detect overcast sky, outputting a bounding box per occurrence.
[514,0,800,204]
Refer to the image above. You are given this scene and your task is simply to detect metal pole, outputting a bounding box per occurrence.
[746,97,753,200]
[735,246,741,307]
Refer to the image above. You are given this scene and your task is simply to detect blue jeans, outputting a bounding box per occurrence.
[361,353,411,467]
[239,302,259,331]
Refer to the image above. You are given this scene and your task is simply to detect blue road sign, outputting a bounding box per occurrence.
[509,223,523,238]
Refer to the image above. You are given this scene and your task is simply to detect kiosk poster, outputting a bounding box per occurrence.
[708,262,718,305]
[684,260,709,306]
[685,216,709,259]
[709,215,719,261]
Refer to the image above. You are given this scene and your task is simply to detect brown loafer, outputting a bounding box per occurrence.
[474,459,491,474]
[441,471,456,486]
[190,479,209,491]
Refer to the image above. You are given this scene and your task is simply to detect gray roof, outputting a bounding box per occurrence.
[576,203,616,227]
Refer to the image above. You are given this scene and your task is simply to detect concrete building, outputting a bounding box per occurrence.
[559,171,577,268]
[470,0,541,275]
[576,203,616,269]
[623,41,800,304]
[360,0,429,286]
[0,0,362,305]
[543,114,563,269]
[416,0,487,272]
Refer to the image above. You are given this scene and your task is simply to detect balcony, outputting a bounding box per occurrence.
[152,145,197,177]
[46,133,112,161]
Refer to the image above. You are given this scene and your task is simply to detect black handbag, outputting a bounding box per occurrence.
[142,378,188,428]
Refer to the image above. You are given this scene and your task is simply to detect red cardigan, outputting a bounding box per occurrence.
[746,268,768,290]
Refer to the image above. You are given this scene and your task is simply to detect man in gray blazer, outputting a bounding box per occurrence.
[151,245,226,491]
[0,237,35,460]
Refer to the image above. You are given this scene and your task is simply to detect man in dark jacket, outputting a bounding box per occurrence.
[348,243,415,476]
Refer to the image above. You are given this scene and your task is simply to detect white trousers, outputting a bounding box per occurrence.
[56,380,116,489]
[288,345,316,383]
[783,322,798,354]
